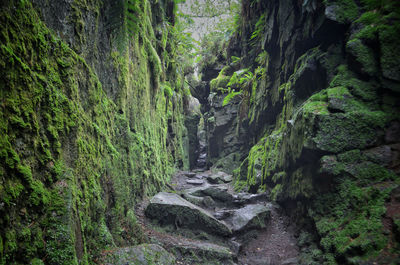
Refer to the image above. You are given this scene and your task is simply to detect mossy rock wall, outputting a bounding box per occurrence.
[231,0,400,263]
[0,0,188,264]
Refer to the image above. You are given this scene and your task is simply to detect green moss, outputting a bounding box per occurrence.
[30,258,45,265]
[313,176,394,261]
[337,149,363,164]
[355,24,379,41]
[1,179,24,205]
[271,184,283,201]
[162,83,174,98]
[346,38,377,75]
[357,10,380,24]
[287,167,314,199]
[327,86,351,99]
[308,90,328,102]
[0,0,188,263]
[312,145,399,261]
[330,65,378,102]
[45,223,77,265]
[379,23,400,81]
[233,180,248,192]
[326,0,359,23]
[302,101,329,116]
[314,110,388,153]
[210,67,232,92]
[271,171,286,183]
[4,230,17,254]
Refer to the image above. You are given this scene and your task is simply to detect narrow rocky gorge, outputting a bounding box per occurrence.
[1,0,399,264]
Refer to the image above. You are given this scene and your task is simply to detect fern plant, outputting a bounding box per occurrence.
[125,0,141,35]
[108,0,142,53]
[250,13,266,45]
[223,89,242,106]
[223,69,254,106]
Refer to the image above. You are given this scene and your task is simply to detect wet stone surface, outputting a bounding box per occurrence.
[138,170,299,265]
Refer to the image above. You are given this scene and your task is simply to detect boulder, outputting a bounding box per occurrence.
[171,240,235,265]
[222,174,233,183]
[190,185,235,202]
[228,238,242,256]
[207,174,222,184]
[181,192,204,207]
[214,209,234,220]
[207,171,233,184]
[234,192,269,205]
[145,192,231,236]
[186,179,204,185]
[100,244,175,265]
[184,172,197,178]
[202,196,216,208]
[226,204,272,233]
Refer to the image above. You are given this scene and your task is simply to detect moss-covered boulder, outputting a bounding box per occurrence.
[100,244,175,265]
[170,240,235,265]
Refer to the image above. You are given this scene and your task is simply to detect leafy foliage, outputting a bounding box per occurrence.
[250,14,266,42]
[222,90,242,106]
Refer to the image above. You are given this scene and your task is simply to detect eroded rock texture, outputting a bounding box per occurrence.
[0,0,189,264]
[197,0,400,263]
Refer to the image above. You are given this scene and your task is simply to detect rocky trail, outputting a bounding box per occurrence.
[135,170,300,265]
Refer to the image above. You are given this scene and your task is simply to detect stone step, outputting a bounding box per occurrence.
[225,203,272,233]
[233,192,270,206]
[171,240,235,265]
[188,185,235,202]
[186,179,204,185]
[99,244,175,265]
[207,171,233,184]
[145,192,232,236]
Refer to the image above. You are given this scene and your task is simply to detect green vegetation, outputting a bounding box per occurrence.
[232,0,400,263]
[1,0,399,264]
[0,0,189,264]
[314,152,398,262]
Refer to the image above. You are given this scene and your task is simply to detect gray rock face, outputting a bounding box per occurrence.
[205,93,246,174]
[100,244,175,265]
[185,109,201,169]
[324,4,339,22]
[145,192,232,236]
[226,204,272,233]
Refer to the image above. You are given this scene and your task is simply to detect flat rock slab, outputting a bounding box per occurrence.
[172,240,235,264]
[181,192,204,207]
[234,192,270,205]
[183,172,197,178]
[207,172,233,184]
[100,244,175,265]
[145,192,232,236]
[190,185,234,202]
[186,179,204,185]
[227,204,271,233]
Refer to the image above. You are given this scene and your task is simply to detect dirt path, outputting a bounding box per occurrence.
[136,170,299,265]
[238,206,299,265]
